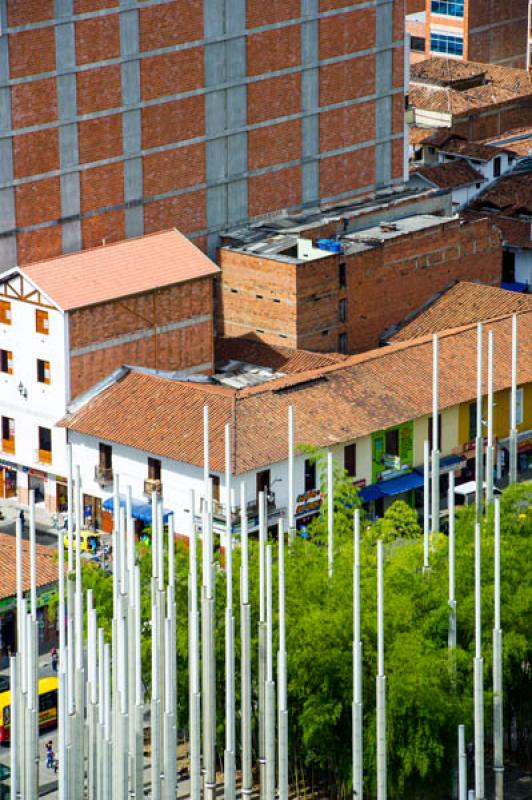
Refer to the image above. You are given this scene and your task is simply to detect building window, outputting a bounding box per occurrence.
[256,469,270,502]
[430,32,464,56]
[410,35,426,52]
[339,298,347,322]
[338,333,348,354]
[344,444,357,477]
[339,262,346,288]
[210,474,221,503]
[35,309,49,334]
[385,428,399,456]
[148,457,161,481]
[99,442,112,470]
[428,414,442,450]
[304,459,316,493]
[0,349,13,375]
[431,0,464,16]
[469,402,477,440]
[1,416,15,454]
[38,426,52,464]
[493,157,501,178]
[502,250,516,284]
[36,359,50,385]
[0,300,11,325]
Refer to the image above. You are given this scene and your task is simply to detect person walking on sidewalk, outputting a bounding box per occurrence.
[51,647,58,672]
[46,741,54,769]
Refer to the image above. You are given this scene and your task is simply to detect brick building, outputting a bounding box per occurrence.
[407,0,530,67]
[218,205,502,355]
[0,0,408,269]
[0,228,218,511]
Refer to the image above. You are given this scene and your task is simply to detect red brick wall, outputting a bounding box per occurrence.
[451,98,532,140]
[345,218,502,353]
[5,0,406,263]
[219,217,502,354]
[68,277,215,397]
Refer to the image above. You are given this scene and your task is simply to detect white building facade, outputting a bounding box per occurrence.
[0,273,69,510]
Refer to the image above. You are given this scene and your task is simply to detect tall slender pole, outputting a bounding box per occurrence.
[448,471,457,654]
[423,440,430,571]
[493,498,504,800]
[203,405,210,496]
[431,334,440,536]
[188,490,200,800]
[9,656,17,800]
[474,522,485,799]
[29,490,36,620]
[258,491,267,800]
[352,510,363,799]
[376,540,387,800]
[265,545,276,800]
[240,484,252,799]
[277,520,288,800]
[486,331,495,505]
[288,405,295,542]
[475,324,484,519]
[458,725,467,800]
[67,441,74,573]
[224,424,236,800]
[327,451,334,577]
[509,314,518,485]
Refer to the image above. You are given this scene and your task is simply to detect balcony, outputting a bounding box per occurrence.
[94,465,113,486]
[144,478,162,497]
[36,448,52,465]
[2,439,15,455]
[208,493,280,527]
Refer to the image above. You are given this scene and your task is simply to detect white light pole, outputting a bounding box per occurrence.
[376,541,387,800]
[352,510,363,798]
[493,499,504,800]
[431,334,440,536]
[474,522,485,799]
[509,314,518,484]
[327,451,334,577]
[486,330,495,504]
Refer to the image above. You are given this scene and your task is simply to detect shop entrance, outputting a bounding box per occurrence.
[56,481,67,513]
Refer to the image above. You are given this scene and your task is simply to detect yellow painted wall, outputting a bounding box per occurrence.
[458,384,532,444]
[413,406,459,464]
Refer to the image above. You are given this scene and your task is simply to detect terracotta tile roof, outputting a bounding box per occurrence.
[412,160,484,189]
[60,311,532,474]
[216,337,347,374]
[19,229,219,311]
[463,170,532,248]
[441,139,509,161]
[0,533,58,601]
[410,58,532,117]
[387,282,532,342]
[409,126,438,147]
[482,128,532,158]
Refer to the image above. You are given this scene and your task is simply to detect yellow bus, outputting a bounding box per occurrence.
[0,676,58,744]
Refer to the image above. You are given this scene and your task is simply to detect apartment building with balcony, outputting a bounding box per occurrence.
[60,310,532,536]
[0,229,219,511]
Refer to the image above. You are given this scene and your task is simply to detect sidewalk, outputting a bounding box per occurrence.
[0,499,62,535]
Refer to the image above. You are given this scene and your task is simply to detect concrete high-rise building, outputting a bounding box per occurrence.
[0,0,408,268]
[407,0,530,68]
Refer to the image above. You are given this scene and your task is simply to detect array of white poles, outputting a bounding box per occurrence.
[7,314,519,799]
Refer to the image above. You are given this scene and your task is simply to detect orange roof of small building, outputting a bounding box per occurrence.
[0,533,58,601]
[216,337,347,374]
[482,128,532,157]
[61,311,532,474]
[386,282,532,343]
[412,160,484,189]
[20,229,219,311]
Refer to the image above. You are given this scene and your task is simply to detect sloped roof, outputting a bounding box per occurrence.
[412,161,484,189]
[60,311,532,474]
[386,282,532,343]
[19,229,219,311]
[216,338,347,374]
[0,533,58,601]
[463,169,532,248]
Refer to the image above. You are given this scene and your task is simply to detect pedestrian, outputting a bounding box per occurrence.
[51,647,58,672]
[54,757,59,775]
[46,741,54,769]
[18,509,25,529]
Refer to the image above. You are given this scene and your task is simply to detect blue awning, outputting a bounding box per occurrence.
[501,281,528,293]
[102,496,173,525]
[379,471,425,497]
[359,484,385,503]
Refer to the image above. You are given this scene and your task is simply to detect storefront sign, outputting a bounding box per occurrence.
[29,468,47,479]
[458,437,488,457]
[382,454,401,469]
[295,489,322,515]
[380,465,412,482]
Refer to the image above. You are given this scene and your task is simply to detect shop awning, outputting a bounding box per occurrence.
[102,496,173,526]
[501,281,528,293]
[379,471,425,497]
[359,484,385,503]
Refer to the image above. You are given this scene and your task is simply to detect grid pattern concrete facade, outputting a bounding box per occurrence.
[420,0,530,68]
[0,0,407,268]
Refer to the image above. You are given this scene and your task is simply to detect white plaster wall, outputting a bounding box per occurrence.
[514,249,532,286]
[0,295,69,478]
[413,407,459,465]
